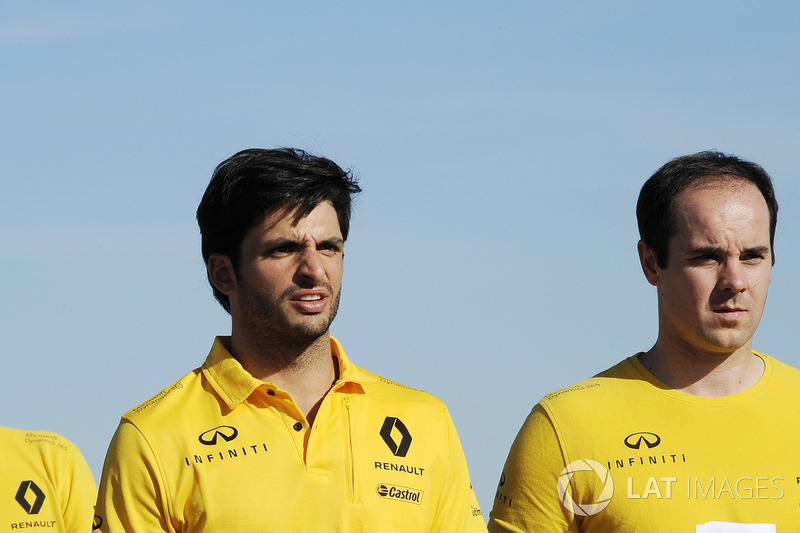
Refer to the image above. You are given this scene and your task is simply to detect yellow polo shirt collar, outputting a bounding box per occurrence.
[201,336,375,411]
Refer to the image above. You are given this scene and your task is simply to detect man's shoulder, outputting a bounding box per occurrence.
[538,356,641,409]
[1,426,67,447]
[763,352,800,375]
[121,367,205,423]
[352,365,447,410]
[334,339,445,408]
[760,352,800,391]
[0,426,86,465]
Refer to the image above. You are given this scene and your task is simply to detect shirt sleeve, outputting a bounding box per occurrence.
[94,419,174,532]
[487,404,579,533]
[54,437,97,533]
[429,406,488,532]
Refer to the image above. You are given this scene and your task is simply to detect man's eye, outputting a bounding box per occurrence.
[318,241,343,252]
[268,246,293,256]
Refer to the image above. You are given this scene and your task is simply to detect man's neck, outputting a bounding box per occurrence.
[639,341,764,397]
[229,331,337,422]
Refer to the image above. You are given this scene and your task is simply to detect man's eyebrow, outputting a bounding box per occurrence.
[263,238,301,247]
[259,238,306,253]
[262,236,344,247]
[742,245,771,256]
[686,245,723,256]
[686,245,771,256]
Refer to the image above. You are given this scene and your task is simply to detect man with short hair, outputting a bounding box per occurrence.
[1,426,96,532]
[488,151,800,531]
[95,148,485,532]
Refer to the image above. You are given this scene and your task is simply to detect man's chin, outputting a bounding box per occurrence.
[284,317,334,342]
[700,332,756,355]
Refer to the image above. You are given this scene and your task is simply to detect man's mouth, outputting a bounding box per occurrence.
[715,306,745,313]
[714,307,747,321]
[290,291,329,313]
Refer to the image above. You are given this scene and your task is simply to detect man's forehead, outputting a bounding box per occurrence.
[673,178,766,216]
[257,201,341,234]
[670,182,770,244]
[675,174,761,205]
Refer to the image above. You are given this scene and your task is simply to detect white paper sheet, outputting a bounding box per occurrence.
[696,522,776,532]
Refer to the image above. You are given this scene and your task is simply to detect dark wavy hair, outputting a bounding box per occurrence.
[196,148,361,312]
[636,150,777,269]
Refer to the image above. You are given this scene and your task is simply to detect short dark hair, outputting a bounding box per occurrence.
[197,148,361,312]
[636,150,778,268]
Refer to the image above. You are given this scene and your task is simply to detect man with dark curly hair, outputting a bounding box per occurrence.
[95,148,485,532]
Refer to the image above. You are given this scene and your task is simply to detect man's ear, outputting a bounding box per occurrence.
[637,240,661,287]
[207,254,237,296]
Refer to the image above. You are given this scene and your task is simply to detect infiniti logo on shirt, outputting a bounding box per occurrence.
[624,432,661,450]
[199,425,239,445]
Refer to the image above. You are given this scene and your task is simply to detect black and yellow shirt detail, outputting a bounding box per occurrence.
[0,427,96,533]
[96,336,485,532]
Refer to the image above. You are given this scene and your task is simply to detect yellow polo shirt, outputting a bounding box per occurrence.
[95,337,485,532]
[0,427,96,533]
[488,352,800,532]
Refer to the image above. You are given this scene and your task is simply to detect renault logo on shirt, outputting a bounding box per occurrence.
[380,417,412,457]
[199,425,239,445]
[624,432,661,450]
[15,480,45,514]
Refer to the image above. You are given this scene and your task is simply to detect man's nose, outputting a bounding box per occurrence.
[718,259,747,294]
[295,247,325,284]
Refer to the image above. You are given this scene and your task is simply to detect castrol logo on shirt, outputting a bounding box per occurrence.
[376,483,424,505]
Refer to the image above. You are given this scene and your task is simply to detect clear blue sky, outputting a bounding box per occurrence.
[2,1,799,517]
